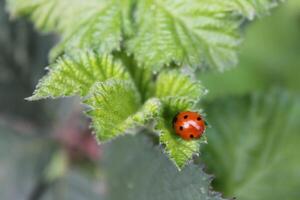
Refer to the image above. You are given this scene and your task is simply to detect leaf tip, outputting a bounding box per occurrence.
[25,94,41,101]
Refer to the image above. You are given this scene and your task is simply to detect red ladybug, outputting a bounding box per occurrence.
[172,111,206,140]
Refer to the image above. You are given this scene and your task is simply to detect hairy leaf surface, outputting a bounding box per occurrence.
[7,0,130,59]
[128,0,241,70]
[28,51,129,100]
[154,71,206,168]
[84,79,141,141]
[7,0,280,70]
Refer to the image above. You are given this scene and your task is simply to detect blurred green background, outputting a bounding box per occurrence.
[0,0,299,200]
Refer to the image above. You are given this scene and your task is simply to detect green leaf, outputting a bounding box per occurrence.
[86,80,163,142]
[158,98,205,169]
[119,98,163,132]
[103,134,228,200]
[7,0,132,60]
[223,0,282,19]
[49,1,124,60]
[158,119,207,169]
[6,0,100,34]
[129,65,154,102]
[154,70,206,168]
[84,79,141,141]
[202,89,300,200]
[115,52,155,102]
[127,0,241,71]
[155,70,204,103]
[85,79,163,142]
[27,51,129,100]
[6,0,284,175]
[7,0,280,69]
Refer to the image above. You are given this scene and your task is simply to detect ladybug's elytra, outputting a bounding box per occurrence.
[172,111,206,140]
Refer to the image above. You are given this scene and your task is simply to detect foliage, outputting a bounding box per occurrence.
[6,0,280,179]
[27,51,130,100]
[19,45,208,168]
[202,89,300,199]
[4,0,300,200]
[199,0,300,100]
[103,134,226,200]
[6,0,280,69]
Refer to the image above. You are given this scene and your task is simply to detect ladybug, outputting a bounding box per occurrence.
[172,111,207,140]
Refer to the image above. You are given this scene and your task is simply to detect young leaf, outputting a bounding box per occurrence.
[156,96,208,169]
[85,80,162,142]
[202,89,300,199]
[86,81,163,143]
[155,70,204,103]
[8,0,281,70]
[49,1,124,60]
[158,119,207,169]
[127,0,241,71]
[115,52,155,102]
[6,0,131,60]
[27,51,129,100]
[103,134,227,200]
[6,0,100,34]
[154,70,206,169]
[84,79,141,141]
[223,0,282,19]
[6,0,283,173]
[155,70,204,126]
[119,98,163,132]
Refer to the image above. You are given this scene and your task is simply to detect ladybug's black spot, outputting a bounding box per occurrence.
[190,134,194,138]
[197,117,202,121]
[184,115,188,119]
[180,126,183,131]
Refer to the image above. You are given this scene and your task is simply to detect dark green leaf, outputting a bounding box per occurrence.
[202,90,300,200]
[102,134,228,200]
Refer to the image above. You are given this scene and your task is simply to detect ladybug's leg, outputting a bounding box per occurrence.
[204,120,209,126]
[172,112,179,124]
